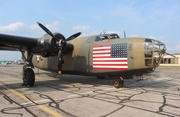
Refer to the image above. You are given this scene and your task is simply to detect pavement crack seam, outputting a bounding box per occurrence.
[0,82,63,117]
[0,90,37,117]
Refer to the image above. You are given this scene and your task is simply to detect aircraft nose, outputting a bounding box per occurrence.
[153,39,166,53]
[145,38,166,67]
[154,39,166,67]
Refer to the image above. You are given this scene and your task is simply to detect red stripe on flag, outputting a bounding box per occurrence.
[93,60,128,62]
[93,68,128,71]
[93,64,128,66]
[93,44,111,48]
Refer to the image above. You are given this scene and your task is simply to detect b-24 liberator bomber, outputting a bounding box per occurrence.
[0,22,166,88]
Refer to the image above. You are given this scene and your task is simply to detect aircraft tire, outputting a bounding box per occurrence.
[113,81,123,88]
[146,68,155,73]
[24,68,35,87]
[151,67,155,72]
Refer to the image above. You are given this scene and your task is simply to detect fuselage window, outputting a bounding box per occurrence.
[144,43,152,57]
[129,44,132,51]
[144,43,152,50]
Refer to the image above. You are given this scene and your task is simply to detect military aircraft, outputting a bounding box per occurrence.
[0,22,166,88]
[0,60,13,67]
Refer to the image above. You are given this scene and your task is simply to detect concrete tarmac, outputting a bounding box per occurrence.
[0,65,180,117]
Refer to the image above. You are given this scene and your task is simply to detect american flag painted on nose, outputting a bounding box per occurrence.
[93,44,128,70]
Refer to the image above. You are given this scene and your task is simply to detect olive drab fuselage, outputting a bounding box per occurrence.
[0,22,166,87]
[33,34,166,78]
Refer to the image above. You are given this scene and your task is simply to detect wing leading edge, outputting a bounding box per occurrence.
[0,33,38,51]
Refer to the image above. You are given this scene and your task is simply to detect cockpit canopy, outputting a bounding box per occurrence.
[90,33,120,42]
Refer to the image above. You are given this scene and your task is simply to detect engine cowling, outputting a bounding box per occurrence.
[31,32,74,57]
[33,22,81,61]
[32,33,62,57]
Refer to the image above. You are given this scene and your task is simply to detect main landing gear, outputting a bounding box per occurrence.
[21,50,35,87]
[22,65,35,87]
[107,77,124,88]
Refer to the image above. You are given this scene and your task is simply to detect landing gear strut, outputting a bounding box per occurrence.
[21,50,35,87]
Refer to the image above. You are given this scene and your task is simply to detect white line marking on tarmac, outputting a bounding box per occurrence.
[20,99,50,105]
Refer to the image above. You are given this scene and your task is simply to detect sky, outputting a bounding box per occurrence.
[0,0,180,60]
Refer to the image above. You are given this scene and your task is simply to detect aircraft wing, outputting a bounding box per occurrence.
[0,22,81,58]
[0,32,60,57]
[0,33,37,51]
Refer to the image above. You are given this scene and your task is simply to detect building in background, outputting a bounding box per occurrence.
[160,54,180,66]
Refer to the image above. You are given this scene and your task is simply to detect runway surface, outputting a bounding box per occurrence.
[0,65,180,117]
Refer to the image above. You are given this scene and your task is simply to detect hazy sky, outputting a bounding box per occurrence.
[0,0,180,60]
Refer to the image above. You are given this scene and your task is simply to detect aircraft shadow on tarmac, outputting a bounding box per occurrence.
[1,68,180,117]
[1,69,179,93]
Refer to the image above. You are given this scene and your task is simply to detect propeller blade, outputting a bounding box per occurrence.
[66,32,82,41]
[37,22,54,37]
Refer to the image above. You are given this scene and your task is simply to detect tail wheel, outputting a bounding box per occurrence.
[23,68,35,87]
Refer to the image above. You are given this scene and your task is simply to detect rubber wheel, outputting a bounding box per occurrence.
[151,68,155,72]
[24,68,35,87]
[146,68,155,73]
[113,81,123,88]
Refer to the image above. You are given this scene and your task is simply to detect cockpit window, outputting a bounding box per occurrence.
[95,36,102,41]
[95,35,109,42]
[109,34,120,39]
[145,39,152,42]
[94,33,120,42]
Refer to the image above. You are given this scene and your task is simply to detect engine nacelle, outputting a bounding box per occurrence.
[32,33,62,57]
[37,34,56,57]
[62,43,74,53]
[32,33,74,57]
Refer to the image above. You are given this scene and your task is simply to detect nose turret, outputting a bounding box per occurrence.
[144,38,166,68]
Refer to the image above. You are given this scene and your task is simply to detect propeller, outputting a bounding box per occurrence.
[37,22,54,37]
[37,22,82,73]
[66,32,82,41]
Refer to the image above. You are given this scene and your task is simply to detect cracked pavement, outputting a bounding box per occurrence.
[0,65,180,117]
